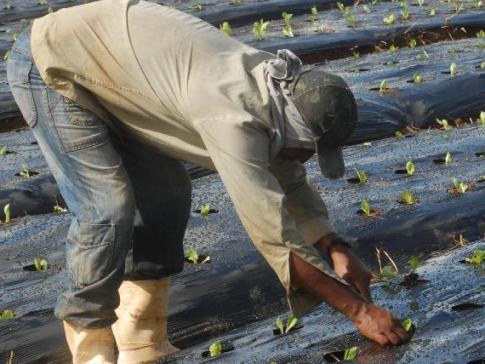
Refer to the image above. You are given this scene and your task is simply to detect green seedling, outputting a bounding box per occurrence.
[383,13,396,24]
[450,177,469,194]
[186,247,210,264]
[395,131,404,138]
[401,318,413,331]
[275,314,298,334]
[0,145,7,157]
[0,309,15,320]
[474,0,483,7]
[253,19,270,40]
[481,61,485,69]
[282,12,294,37]
[405,161,415,175]
[429,6,436,16]
[479,111,485,126]
[436,118,452,130]
[445,152,452,166]
[360,199,378,217]
[409,38,417,48]
[416,51,429,60]
[352,51,360,59]
[310,6,318,21]
[209,340,222,357]
[400,190,417,205]
[343,346,359,360]
[412,73,423,84]
[337,1,345,11]
[389,45,399,53]
[39,0,48,5]
[34,257,49,271]
[344,14,356,28]
[354,169,368,184]
[363,4,371,13]
[450,62,457,76]
[199,204,211,218]
[454,3,464,13]
[3,49,11,61]
[408,256,422,273]
[477,30,485,39]
[3,203,11,224]
[19,164,31,178]
[53,203,67,213]
[381,265,401,280]
[464,250,485,266]
[417,0,425,6]
[4,4,13,10]
[400,5,409,20]
[219,22,232,36]
[379,79,388,93]
[363,141,372,147]
[187,1,203,10]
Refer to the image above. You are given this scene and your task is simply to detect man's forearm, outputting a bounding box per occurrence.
[289,251,366,320]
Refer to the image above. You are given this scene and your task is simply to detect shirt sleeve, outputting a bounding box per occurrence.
[269,157,336,245]
[195,118,349,317]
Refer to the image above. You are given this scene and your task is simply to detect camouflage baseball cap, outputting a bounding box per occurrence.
[289,69,357,179]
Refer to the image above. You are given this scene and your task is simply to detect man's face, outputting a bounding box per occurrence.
[277,147,315,163]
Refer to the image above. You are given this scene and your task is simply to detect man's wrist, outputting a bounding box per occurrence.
[315,233,352,256]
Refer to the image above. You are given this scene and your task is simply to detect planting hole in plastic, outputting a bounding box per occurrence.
[394,169,408,174]
[272,324,303,336]
[346,177,361,184]
[193,208,218,215]
[475,152,484,158]
[15,171,39,177]
[451,303,483,311]
[324,350,350,362]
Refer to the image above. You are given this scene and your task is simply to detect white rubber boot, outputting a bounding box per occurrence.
[112,278,179,364]
[63,321,116,364]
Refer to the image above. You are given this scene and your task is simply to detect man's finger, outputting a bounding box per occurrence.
[384,331,402,346]
[372,333,390,346]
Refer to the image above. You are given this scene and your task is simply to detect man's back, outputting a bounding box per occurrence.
[32,0,274,167]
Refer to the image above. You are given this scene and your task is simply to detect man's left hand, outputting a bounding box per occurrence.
[316,234,373,302]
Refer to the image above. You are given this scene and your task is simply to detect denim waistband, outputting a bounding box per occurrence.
[11,24,33,60]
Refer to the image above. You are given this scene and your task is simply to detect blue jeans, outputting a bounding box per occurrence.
[7,28,192,328]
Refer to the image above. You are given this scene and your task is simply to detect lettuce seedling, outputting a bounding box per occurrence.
[337,1,345,11]
[343,346,359,360]
[429,6,436,15]
[219,22,232,36]
[475,0,483,8]
[401,318,413,331]
[360,199,371,216]
[479,111,485,126]
[436,118,452,130]
[416,51,429,60]
[53,203,67,213]
[3,49,11,61]
[389,45,399,53]
[354,169,368,184]
[383,13,396,24]
[405,161,415,175]
[310,6,318,21]
[400,6,409,20]
[464,250,485,266]
[477,30,485,39]
[344,14,356,28]
[3,203,10,224]
[379,79,388,93]
[39,0,48,5]
[282,12,294,37]
[4,4,12,10]
[412,73,423,84]
[199,204,211,218]
[450,177,470,194]
[19,164,31,178]
[400,190,417,205]
[187,1,203,11]
[34,257,49,271]
[417,0,425,6]
[363,4,371,13]
[0,309,15,320]
[444,152,452,166]
[209,340,222,357]
[381,265,401,281]
[253,19,270,40]
[450,62,457,76]
[275,314,298,334]
[408,256,421,273]
[186,247,210,264]
[395,131,404,138]
[409,39,417,48]
[0,145,7,157]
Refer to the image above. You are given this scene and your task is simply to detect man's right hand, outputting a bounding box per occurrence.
[350,303,412,346]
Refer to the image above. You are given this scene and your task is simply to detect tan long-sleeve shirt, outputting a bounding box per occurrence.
[31,0,349,316]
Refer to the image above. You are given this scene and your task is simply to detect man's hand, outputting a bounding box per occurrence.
[351,303,412,346]
[315,234,372,302]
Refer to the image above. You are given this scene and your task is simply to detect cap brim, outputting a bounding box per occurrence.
[317,142,345,179]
